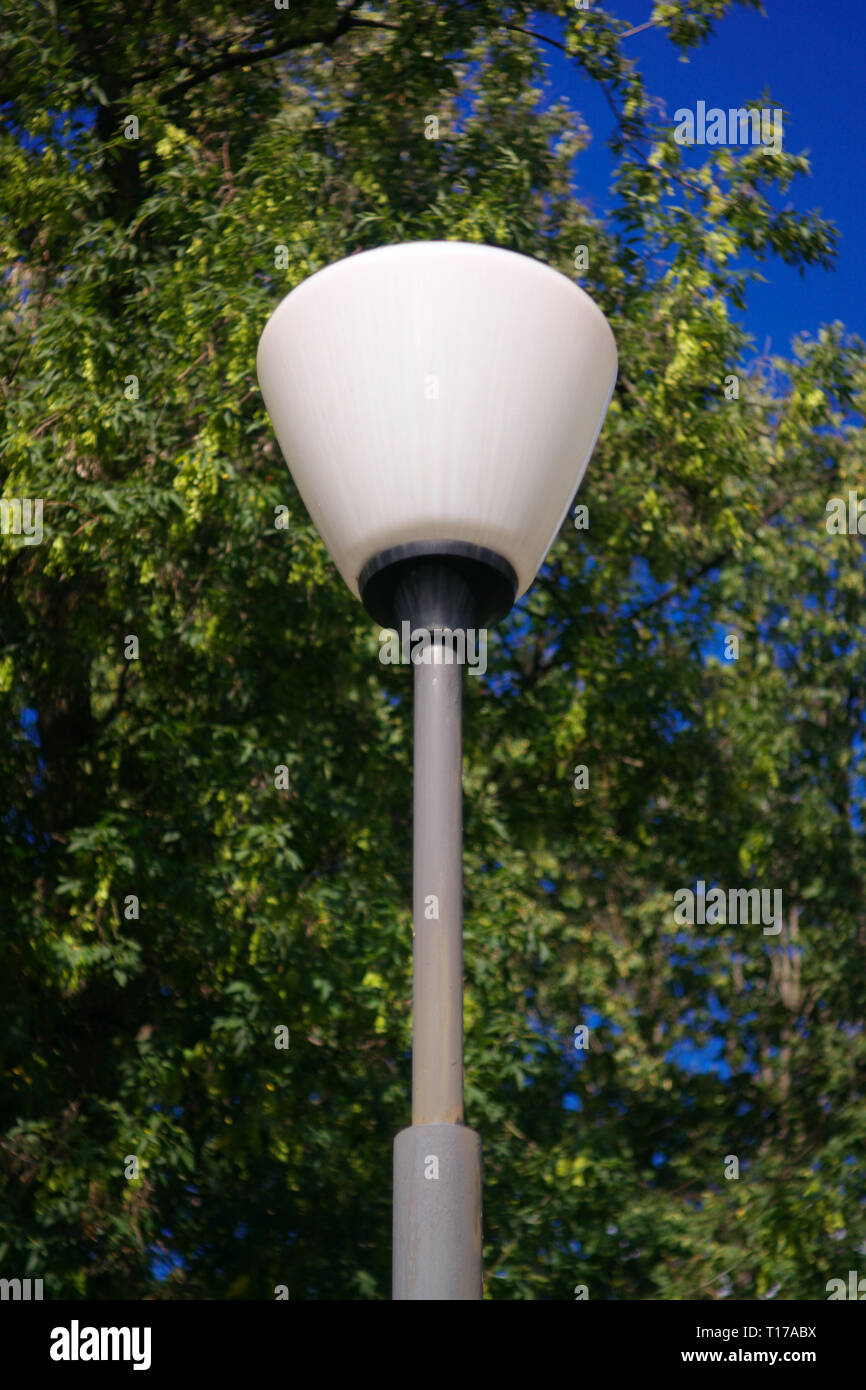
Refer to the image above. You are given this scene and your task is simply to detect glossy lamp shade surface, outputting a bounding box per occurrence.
[256,241,618,605]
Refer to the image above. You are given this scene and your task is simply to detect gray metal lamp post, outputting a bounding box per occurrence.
[257,241,617,1301]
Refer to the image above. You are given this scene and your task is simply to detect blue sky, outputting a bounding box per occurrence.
[532,0,864,357]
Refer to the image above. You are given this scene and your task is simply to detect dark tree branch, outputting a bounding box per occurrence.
[152,2,395,104]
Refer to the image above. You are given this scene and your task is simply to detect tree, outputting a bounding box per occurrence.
[1,0,863,1299]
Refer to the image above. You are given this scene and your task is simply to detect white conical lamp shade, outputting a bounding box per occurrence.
[257,241,617,610]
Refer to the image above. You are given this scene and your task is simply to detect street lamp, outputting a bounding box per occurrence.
[257,240,617,1300]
